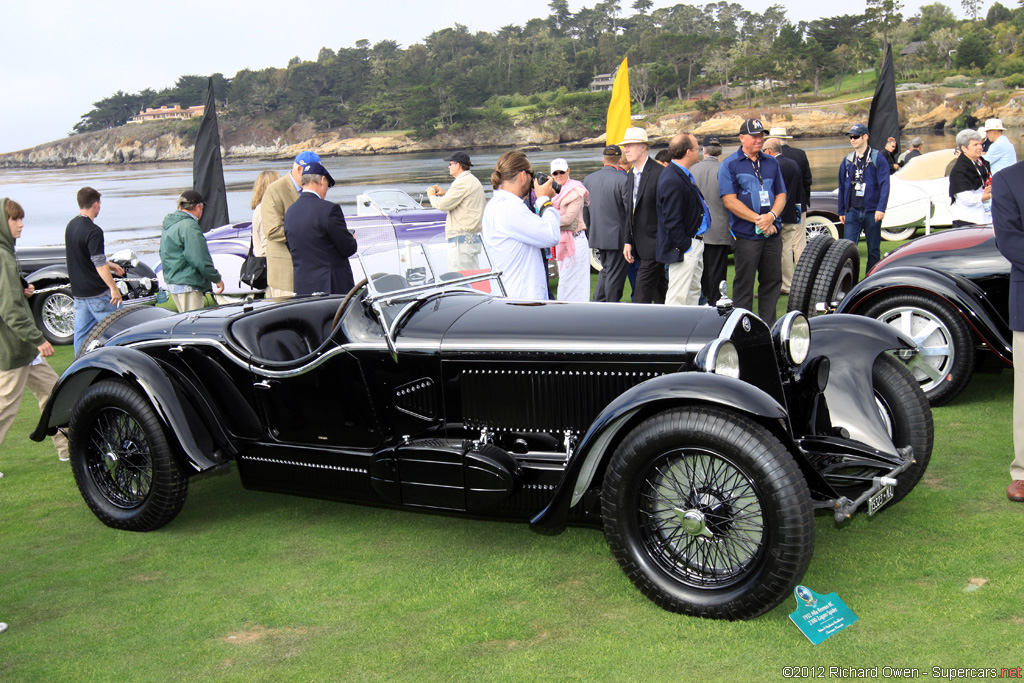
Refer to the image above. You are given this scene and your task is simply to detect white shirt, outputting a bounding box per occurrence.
[482,189,561,300]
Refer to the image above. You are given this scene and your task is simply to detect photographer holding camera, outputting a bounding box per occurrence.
[482,151,561,300]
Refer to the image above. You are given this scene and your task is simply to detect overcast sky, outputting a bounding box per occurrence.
[1,0,967,155]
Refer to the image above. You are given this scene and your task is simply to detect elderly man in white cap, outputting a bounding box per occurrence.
[620,126,666,303]
[984,119,1018,175]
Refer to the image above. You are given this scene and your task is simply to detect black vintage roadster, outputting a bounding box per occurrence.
[34,236,933,620]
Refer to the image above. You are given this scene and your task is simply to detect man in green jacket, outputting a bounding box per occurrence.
[159,191,224,312]
[0,198,70,474]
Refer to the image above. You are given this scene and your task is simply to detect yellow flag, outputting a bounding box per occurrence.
[606,57,631,146]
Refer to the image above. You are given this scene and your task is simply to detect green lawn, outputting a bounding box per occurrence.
[2,247,1020,680]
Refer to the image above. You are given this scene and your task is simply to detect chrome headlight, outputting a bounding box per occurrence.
[773,311,811,366]
[696,338,740,379]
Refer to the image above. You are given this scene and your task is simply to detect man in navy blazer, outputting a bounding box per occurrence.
[656,133,707,306]
[284,162,358,296]
[620,127,666,304]
[991,159,1024,502]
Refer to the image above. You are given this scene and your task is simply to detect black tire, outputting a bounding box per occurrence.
[76,304,152,358]
[69,379,188,531]
[31,287,75,345]
[601,406,814,620]
[787,234,834,315]
[806,239,859,316]
[871,354,933,505]
[859,292,976,406]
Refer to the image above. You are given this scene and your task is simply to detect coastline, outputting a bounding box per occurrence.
[6,88,1022,169]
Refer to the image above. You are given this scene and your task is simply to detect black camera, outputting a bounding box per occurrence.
[533,172,562,195]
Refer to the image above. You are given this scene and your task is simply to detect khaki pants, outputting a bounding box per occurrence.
[781,213,808,293]
[170,290,206,313]
[266,286,294,299]
[1013,332,1024,480]
[666,239,705,306]
[0,361,69,462]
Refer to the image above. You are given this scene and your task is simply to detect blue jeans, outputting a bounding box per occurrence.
[73,294,118,355]
[843,208,882,276]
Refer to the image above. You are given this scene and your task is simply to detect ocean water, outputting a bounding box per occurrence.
[0,132,994,252]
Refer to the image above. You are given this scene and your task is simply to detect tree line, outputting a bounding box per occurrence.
[72,0,1024,140]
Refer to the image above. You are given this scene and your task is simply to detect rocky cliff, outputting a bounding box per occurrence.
[3,89,1020,168]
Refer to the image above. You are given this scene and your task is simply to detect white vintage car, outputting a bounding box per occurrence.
[806,149,958,243]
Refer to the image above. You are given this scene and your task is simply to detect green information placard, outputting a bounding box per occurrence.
[789,585,859,645]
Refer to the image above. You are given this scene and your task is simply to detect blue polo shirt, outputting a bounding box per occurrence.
[717,149,787,240]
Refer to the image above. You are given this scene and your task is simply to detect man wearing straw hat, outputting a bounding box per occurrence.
[620,126,666,304]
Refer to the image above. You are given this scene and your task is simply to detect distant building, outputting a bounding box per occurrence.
[900,41,925,57]
[590,65,621,92]
[128,104,205,124]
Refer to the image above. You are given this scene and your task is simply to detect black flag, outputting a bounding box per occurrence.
[868,44,899,154]
[193,77,228,232]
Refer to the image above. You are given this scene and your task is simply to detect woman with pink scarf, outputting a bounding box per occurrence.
[550,159,591,301]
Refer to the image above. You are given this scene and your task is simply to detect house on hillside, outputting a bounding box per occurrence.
[590,64,621,92]
[128,104,205,124]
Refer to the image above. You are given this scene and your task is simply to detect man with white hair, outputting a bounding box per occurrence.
[983,119,1018,175]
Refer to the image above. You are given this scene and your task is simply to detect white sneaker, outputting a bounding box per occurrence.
[58,454,69,462]
[0,622,8,633]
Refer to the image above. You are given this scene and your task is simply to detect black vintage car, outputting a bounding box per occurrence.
[33,237,933,620]
[15,246,162,345]
[801,226,1011,406]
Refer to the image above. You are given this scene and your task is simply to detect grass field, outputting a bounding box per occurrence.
[2,245,1022,681]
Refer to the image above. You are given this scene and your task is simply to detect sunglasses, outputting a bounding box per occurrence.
[849,135,862,140]
[551,170,567,176]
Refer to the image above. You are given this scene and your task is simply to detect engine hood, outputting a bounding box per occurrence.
[439,299,731,357]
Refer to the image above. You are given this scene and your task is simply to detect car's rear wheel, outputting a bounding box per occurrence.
[32,287,75,346]
[601,406,814,620]
[805,215,840,241]
[860,292,976,406]
[69,380,188,531]
[807,239,859,315]
[787,234,834,315]
[880,226,917,241]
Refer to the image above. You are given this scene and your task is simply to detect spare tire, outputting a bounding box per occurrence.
[807,239,859,316]
[77,305,175,358]
[786,234,834,315]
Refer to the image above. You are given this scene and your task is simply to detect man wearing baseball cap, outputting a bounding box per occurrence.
[427,151,486,271]
[718,118,787,325]
[838,123,889,274]
[284,161,357,296]
[159,190,224,312]
[983,119,1018,175]
[261,150,321,297]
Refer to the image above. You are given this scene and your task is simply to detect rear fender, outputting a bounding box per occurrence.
[530,372,789,530]
[805,314,912,457]
[31,346,223,473]
[837,266,1011,362]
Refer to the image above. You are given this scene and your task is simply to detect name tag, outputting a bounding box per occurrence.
[855,182,866,197]
[759,190,771,207]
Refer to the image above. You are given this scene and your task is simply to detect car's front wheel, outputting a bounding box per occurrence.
[601,406,814,620]
[860,292,975,406]
[69,380,188,531]
[32,287,75,345]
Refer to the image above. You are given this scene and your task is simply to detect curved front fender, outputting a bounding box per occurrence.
[31,346,220,472]
[806,314,912,457]
[530,372,788,530]
[25,267,69,286]
[837,265,1011,362]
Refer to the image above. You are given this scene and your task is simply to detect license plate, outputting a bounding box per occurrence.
[867,484,894,515]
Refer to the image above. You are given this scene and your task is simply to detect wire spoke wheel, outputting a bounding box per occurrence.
[637,448,766,589]
[69,380,188,531]
[85,407,154,508]
[601,406,813,619]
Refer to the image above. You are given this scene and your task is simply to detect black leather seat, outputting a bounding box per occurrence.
[229,298,340,363]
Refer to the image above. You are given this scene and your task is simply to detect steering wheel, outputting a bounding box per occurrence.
[331,278,368,331]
